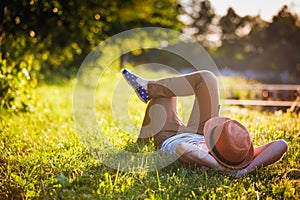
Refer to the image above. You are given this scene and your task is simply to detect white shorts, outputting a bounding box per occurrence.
[161,133,209,157]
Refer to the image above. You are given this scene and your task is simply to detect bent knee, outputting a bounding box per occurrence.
[199,71,217,82]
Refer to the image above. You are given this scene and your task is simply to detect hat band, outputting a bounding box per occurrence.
[210,126,245,166]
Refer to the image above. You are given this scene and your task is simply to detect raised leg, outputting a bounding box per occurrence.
[186,71,219,134]
[138,97,185,148]
[148,71,220,134]
[125,69,220,146]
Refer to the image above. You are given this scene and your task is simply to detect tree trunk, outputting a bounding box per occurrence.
[0,0,7,50]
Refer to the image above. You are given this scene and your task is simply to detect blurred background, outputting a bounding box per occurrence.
[1,0,300,111]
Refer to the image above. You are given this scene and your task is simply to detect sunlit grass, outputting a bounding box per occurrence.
[0,69,299,199]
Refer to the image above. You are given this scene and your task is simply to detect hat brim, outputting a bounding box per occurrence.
[204,117,254,169]
[212,144,254,169]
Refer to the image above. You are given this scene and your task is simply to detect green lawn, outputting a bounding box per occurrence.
[0,70,299,199]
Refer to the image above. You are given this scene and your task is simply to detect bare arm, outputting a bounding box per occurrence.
[235,139,288,177]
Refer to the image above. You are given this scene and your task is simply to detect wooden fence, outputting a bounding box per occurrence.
[224,84,300,112]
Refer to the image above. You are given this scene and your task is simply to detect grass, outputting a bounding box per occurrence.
[0,68,299,199]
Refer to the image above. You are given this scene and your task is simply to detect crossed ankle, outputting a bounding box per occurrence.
[121,68,150,103]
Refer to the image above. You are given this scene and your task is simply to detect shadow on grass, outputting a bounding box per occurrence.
[42,138,296,199]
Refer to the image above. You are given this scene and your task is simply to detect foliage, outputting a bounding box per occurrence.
[2,0,182,75]
[181,2,300,83]
[0,0,182,111]
[0,71,299,199]
[219,8,253,41]
[0,56,37,112]
[180,0,215,45]
[213,6,300,83]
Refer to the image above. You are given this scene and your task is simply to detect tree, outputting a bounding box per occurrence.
[0,0,6,49]
[219,8,253,41]
[215,5,300,83]
[0,0,183,111]
[214,8,254,71]
[1,0,182,75]
[261,6,300,81]
[180,0,215,46]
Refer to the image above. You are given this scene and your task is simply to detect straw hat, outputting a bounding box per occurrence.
[203,117,254,169]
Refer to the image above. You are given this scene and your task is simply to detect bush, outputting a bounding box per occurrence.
[0,56,37,112]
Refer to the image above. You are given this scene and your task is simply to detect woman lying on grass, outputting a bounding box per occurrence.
[122,69,288,178]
